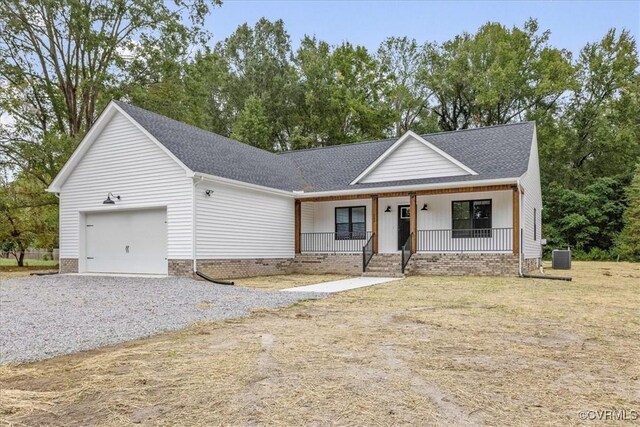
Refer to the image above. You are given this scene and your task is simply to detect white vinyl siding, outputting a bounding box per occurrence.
[520,130,543,259]
[195,180,294,258]
[360,136,470,184]
[301,202,315,231]
[59,113,193,265]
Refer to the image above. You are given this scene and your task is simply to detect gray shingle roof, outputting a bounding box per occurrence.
[114,101,306,191]
[115,101,534,193]
[281,122,535,191]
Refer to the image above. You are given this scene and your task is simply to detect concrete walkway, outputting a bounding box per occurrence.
[281,277,401,293]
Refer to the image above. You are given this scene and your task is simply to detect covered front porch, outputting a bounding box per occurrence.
[294,184,522,271]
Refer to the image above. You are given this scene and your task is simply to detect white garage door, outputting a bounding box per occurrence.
[85,208,167,274]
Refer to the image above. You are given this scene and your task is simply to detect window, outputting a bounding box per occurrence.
[452,199,492,238]
[533,208,537,241]
[335,206,366,240]
[399,206,410,219]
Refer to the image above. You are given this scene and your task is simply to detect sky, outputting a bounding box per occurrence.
[205,0,640,56]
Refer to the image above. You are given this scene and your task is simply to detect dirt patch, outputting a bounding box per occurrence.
[1,262,639,425]
[0,269,57,280]
[234,273,350,290]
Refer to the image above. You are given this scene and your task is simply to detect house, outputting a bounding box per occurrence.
[47,101,543,278]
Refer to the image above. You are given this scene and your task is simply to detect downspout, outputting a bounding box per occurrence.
[54,193,60,274]
[516,178,523,277]
[192,177,204,273]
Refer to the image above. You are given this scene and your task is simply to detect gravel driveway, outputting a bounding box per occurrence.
[0,275,322,365]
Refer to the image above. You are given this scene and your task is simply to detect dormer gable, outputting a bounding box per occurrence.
[350,131,476,185]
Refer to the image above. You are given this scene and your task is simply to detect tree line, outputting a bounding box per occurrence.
[1,0,638,264]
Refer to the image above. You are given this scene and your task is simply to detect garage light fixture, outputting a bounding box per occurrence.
[421,203,428,211]
[384,206,391,213]
[103,192,121,205]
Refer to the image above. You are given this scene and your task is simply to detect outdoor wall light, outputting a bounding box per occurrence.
[103,192,121,205]
[384,206,391,213]
[421,203,428,211]
[205,189,214,197]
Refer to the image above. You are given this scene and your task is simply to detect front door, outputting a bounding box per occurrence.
[398,205,410,250]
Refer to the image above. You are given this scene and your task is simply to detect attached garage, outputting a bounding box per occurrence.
[84,208,168,275]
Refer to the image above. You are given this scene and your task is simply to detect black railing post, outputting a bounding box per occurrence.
[362,246,366,273]
[401,232,413,274]
[362,233,375,272]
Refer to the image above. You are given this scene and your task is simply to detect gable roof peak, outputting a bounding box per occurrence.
[349,130,478,185]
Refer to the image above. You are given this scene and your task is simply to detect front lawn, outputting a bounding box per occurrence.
[1,261,638,426]
[0,258,59,279]
[0,258,59,268]
[234,273,350,290]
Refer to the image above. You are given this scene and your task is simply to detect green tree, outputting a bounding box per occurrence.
[538,30,639,254]
[0,172,57,266]
[539,29,639,189]
[214,18,298,150]
[292,37,394,149]
[617,164,640,261]
[423,19,574,130]
[231,95,273,151]
[543,177,628,254]
[0,0,221,183]
[127,59,190,123]
[377,37,438,136]
[182,50,231,135]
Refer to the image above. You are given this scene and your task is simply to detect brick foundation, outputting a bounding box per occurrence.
[168,259,193,277]
[522,257,541,273]
[407,253,519,276]
[59,258,78,274]
[290,253,362,275]
[196,258,292,279]
[166,253,537,278]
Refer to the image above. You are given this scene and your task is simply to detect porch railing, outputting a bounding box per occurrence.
[362,233,375,272]
[401,232,413,274]
[417,228,512,252]
[301,231,373,253]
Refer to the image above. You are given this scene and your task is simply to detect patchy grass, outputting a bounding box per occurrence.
[0,259,59,279]
[1,262,639,426]
[0,258,58,267]
[234,273,350,290]
[0,259,58,279]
